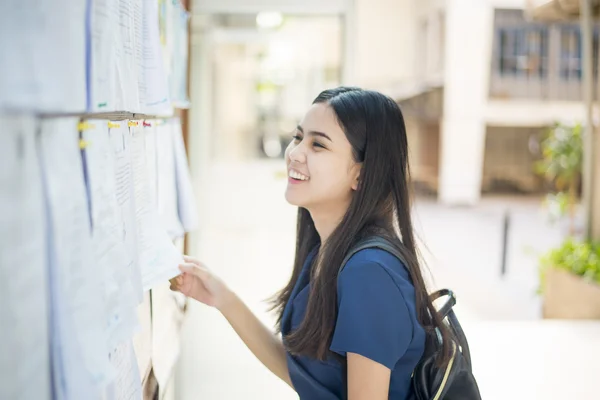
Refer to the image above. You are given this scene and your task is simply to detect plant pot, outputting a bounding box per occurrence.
[543,267,600,319]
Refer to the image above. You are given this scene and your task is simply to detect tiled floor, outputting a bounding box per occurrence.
[175,160,600,400]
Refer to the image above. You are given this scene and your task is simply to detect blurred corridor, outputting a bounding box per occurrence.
[175,1,600,398]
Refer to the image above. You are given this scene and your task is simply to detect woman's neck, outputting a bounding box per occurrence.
[309,203,349,246]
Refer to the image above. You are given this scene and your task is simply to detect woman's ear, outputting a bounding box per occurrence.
[351,164,362,191]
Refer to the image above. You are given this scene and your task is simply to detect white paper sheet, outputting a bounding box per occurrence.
[133,0,144,111]
[108,122,144,303]
[39,118,113,399]
[170,3,190,107]
[143,122,158,207]
[91,0,117,112]
[158,0,173,80]
[171,118,199,232]
[103,341,142,400]
[114,0,141,112]
[156,122,184,239]
[130,124,183,290]
[0,115,51,400]
[84,121,140,348]
[140,0,171,115]
[0,0,87,112]
[131,291,152,382]
[151,282,184,389]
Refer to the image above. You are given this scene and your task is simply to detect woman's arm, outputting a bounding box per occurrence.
[171,258,293,388]
[347,352,391,400]
[219,291,293,387]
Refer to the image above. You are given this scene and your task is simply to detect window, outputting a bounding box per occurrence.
[498,27,549,78]
[559,26,599,80]
[560,27,582,79]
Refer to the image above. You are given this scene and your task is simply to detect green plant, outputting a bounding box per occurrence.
[541,192,570,224]
[535,123,583,235]
[539,239,600,293]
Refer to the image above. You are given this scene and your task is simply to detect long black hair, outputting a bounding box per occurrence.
[272,87,453,365]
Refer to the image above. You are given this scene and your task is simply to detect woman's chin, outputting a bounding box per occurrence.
[284,190,305,208]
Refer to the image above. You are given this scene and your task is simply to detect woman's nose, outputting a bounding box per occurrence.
[288,142,307,163]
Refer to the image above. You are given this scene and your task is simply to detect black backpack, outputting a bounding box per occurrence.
[339,237,482,400]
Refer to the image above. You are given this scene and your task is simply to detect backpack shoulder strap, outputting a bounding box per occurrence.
[339,236,406,274]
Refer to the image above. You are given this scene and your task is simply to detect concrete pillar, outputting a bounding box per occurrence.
[593,132,600,241]
[439,119,486,204]
[438,0,494,205]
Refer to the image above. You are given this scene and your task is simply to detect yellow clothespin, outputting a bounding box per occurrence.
[77,122,94,131]
[79,139,89,149]
[108,122,120,129]
[128,121,139,127]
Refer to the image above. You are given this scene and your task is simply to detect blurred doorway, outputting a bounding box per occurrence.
[207,13,343,161]
[481,126,546,194]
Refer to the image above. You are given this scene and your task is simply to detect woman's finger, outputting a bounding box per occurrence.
[179,263,211,281]
[182,256,211,270]
[183,255,200,265]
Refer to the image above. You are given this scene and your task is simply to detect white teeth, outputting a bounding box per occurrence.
[289,170,309,181]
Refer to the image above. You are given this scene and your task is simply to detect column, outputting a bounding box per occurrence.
[593,131,600,241]
[438,0,494,205]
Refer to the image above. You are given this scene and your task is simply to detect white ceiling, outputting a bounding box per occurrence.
[192,0,350,15]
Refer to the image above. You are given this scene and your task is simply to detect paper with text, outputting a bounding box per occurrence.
[170,3,190,106]
[0,115,51,400]
[39,118,113,399]
[108,123,144,302]
[114,0,141,111]
[143,123,158,207]
[103,341,142,400]
[130,124,183,290]
[0,0,86,112]
[84,121,139,348]
[140,0,171,115]
[91,0,117,111]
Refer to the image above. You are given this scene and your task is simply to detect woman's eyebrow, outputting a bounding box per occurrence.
[297,125,333,142]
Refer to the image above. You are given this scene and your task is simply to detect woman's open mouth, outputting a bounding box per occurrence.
[288,169,310,184]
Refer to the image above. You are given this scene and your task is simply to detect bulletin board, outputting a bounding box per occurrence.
[0,1,195,399]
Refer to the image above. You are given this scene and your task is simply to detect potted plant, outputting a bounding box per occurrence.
[536,122,600,319]
[539,240,600,318]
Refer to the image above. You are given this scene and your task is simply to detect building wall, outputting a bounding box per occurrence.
[435,0,591,204]
[351,0,418,88]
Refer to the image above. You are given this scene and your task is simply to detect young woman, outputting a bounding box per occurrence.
[171,87,452,399]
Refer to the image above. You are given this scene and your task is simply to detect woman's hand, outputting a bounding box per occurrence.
[170,256,232,310]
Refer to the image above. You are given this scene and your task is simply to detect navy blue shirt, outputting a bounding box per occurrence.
[281,247,425,400]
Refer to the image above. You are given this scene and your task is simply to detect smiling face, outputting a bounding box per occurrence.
[284,103,361,213]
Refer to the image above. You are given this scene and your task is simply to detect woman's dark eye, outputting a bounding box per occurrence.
[313,142,325,149]
[292,134,302,141]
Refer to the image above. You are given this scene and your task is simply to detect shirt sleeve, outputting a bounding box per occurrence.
[329,260,414,370]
